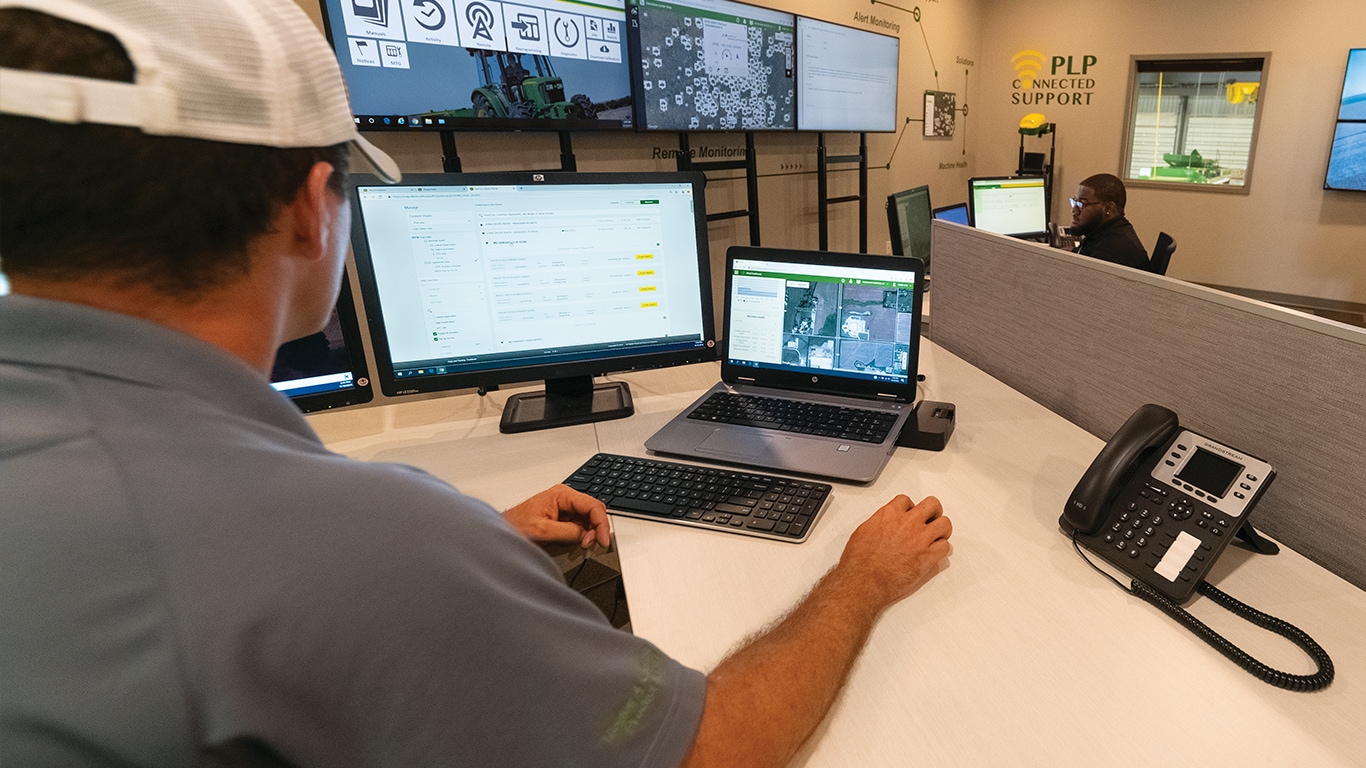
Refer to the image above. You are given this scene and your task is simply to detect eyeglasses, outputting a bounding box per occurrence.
[1069,198,1103,210]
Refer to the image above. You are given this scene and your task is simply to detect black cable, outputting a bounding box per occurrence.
[1070,530,1334,692]
[1130,579,1334,692]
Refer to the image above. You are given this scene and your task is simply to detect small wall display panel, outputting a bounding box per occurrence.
[319,0,635,130]
[1325,48,1366,192]
[626,0,795,131]
[795,16,899,132]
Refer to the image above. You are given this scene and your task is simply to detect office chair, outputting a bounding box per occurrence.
[1149,232,1176,275]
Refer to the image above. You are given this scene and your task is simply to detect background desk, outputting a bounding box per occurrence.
[310,341,1366,767]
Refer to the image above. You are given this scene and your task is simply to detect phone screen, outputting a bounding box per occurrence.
[1175,448,1243,498]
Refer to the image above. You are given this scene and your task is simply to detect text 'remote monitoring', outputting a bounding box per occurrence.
[728,258,917,385]
[355,182,708,378]
[628,0,795,131]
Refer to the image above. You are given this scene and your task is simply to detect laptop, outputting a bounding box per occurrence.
[645,246,924,483]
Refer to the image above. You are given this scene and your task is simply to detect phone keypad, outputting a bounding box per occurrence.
[1091,485,1236,596]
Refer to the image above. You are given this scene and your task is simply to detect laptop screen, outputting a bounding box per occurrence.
[726,254,920,387]
[933,202,969,226]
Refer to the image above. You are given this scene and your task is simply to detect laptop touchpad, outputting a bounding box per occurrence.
[696,429,788,459]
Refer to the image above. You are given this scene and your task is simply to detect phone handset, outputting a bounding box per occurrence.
[1049,222,1078,251]
[1063,404,1177,534]
[1062,404,1334,692]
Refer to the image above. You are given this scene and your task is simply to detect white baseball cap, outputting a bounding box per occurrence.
[0,0,401,183]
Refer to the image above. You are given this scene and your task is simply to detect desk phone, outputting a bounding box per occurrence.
[1060,404,1334,691]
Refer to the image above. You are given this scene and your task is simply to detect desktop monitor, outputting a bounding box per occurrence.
[886,185,933,263]
[270,274,375,413]
[967,176,1049,240]
[932,202,969,226]
[317,0,635,131]
[795,17,899,133]
[348,171,717,432]
[626,0,795,131]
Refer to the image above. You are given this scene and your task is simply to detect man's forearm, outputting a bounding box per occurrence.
[679,563,887,768]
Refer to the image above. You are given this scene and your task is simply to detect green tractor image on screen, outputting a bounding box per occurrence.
[425,49,597,121]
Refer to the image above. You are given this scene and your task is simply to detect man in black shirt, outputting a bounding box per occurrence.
[1070,173,1149,270]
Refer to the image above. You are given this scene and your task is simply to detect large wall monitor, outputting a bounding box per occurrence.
[795,17,899,133]
[886,185,932,263]
[270,275,374,413]
[1325,48,1366,192]
[626,0,795,131]
[967,176,1049,240]
[348,171,717,432]
[318,0,635,131]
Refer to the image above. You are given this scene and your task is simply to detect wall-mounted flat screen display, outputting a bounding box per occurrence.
[1325,48,1366,192]
[626,0,795,131]
[319,0,635,131]
[795,17,899,132]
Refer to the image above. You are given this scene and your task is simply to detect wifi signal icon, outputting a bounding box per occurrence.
[1012,50,1045,90]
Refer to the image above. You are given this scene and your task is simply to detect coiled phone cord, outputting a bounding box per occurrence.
[1129,579,1335,692]
[1072,532,1335,692]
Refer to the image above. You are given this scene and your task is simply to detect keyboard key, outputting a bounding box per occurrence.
[685,392,899,443]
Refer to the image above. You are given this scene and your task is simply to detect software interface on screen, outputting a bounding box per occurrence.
[628,0,794,130]
[353,180,709,381]
[888,186,932,260]
[795,17,898,132]
[969,177,1048,237]
[728,257,917,385]
[320,0,633,129]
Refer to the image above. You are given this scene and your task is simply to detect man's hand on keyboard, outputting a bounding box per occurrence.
[838,494,953,606]
[503,485,612,549]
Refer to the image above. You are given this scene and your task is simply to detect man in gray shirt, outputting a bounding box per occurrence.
[0,1,953,766]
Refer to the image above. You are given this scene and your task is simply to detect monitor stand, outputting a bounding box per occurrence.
[499,375,634,433]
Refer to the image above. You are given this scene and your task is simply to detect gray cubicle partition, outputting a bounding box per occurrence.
[928,222,1366,591]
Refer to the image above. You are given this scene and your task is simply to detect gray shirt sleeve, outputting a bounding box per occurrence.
[166,461,708,768]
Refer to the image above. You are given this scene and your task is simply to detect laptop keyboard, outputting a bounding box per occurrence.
[565,454,832,542]
[685,391,900,443]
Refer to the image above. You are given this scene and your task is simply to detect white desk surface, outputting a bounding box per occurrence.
[310,341,1366,767]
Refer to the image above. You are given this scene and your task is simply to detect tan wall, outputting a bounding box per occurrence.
[299,0,1366,304]
[970,0,1366,303]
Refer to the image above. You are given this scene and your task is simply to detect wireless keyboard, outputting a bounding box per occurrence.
[564,453,833,543]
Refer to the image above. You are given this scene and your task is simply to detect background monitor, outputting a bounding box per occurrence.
[887,185,932,263]
[318,0,635,131]
[967,176,1049,239]
[270,274,374,413]
[627,0,795,131]
[348,171,717,432]
[795,17,899,132]
[932,202,969,226]
[1324,48,1366,192]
